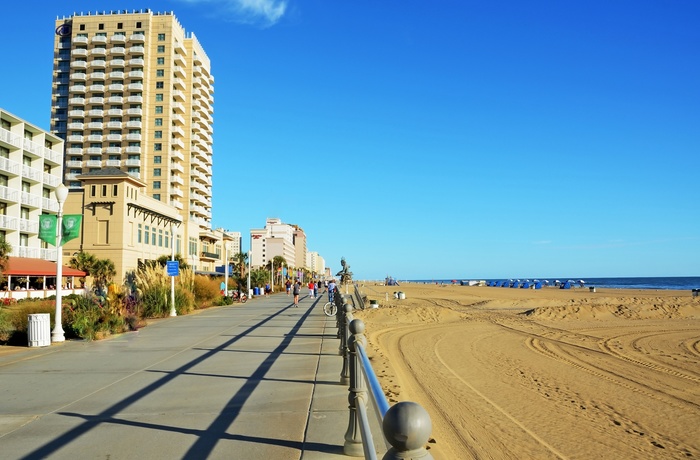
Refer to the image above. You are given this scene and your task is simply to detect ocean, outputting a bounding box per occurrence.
[408,277,700,291]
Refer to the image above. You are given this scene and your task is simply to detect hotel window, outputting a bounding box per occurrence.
[153,194,161,201]
[22,181,30,193]
[155,118,163,126]
[156,82,164,89]
[145,226,150,244]
[136,22,142,28]
[20,207,29,220]
[156,70,164,77]
[117,23,123,29]
[154,131,162,139]
[157,45,165,53]
[165,231,169,248]
[157,57,165,65]
[91,185,96,196]
[153,181,161,189]
[113,184,118,196]
[151,231,156,246]
[0,147,8,158]
[158,33,166,41]
[155,94,163,102]
[154,156,162,164]
[137,224,142,243]
[20,234,28,247]
[102,185,107,196]
[158,229,163,247]
[154,168,161,177]
[155,106,163,114]
[154,143,162,151]
[79,24,85,31]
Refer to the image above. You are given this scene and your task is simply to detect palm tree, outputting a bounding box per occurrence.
[69,251,97,288]
[232,252,248,278]
[92,258,116,295]
[0,237,11,283]
[155,253,189,269]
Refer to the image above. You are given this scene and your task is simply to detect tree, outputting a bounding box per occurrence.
[264,256,287,286]
[155,253,189,269]
[69,251,97,287]
[92,258,116,295]
[0,237,11,278]
[232,252,248,278]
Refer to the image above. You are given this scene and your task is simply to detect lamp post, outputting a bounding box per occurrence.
[51,184,68,343]
[169,223,176,317]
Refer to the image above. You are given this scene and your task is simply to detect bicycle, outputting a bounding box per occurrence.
[323,300,337,316]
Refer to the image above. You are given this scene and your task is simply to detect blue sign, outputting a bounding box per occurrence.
[166,261,179,276]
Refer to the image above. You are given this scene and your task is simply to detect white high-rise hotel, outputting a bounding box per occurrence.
[50,10,215,262]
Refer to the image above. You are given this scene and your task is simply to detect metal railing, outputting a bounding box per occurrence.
[337,302,433,459]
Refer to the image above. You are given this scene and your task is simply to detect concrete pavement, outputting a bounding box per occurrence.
[0,292,367,459]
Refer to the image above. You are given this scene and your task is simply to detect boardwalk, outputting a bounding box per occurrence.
[0,293,353,459]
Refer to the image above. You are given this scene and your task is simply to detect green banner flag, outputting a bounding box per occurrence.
[39,214,57,246]
[61,214,82,245]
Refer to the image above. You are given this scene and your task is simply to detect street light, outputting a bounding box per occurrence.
[51,183,68,343]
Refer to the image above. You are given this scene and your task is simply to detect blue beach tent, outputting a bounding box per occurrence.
[560,281,572,289]
[534,281,542,289]
[521,281,531,289]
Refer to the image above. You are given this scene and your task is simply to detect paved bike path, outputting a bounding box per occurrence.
[0,293,356,459]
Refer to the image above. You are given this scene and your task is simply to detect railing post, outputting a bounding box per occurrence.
[382,401,434,460]
[344,318,368,457]
[339,303,353,384]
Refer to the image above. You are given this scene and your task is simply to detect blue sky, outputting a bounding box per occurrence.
[1,0,698,280]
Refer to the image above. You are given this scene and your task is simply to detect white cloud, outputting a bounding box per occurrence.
[179,0,288,26]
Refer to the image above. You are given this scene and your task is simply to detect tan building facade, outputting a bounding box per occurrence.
[50,10,217,274]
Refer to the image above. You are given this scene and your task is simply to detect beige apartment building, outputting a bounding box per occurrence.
[49,10,229,278]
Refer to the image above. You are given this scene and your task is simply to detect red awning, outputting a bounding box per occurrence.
[4,257,86,277]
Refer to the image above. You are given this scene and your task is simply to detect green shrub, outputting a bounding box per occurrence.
[193,275,222,308]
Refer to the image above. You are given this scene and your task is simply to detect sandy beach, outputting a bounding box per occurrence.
[353,283,700,459]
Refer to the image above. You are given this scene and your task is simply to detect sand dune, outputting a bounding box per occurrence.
[354,283,700,459]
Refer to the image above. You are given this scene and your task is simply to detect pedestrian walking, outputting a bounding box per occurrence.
[308,280,315,299]
[285,279,292,296]
[293,281,301,307]
[313,281,318,299]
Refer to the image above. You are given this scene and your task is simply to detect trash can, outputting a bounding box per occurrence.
[589,287,596,293]
[253,287,260,296]
[397,292,406,300]
[28,313,51,347]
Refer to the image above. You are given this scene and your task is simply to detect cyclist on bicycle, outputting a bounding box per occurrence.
[328,279,337,304]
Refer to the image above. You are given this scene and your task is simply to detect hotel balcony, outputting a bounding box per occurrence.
[68,98,85,106]
[109,71,125,79]
[87,109,104,117]
[110,46,126,55]
[70,85,86,93]
[106,121,122,129]
[170,200,184,210]
[128,58,145,66]
[172,102,185,113]
[70,72,87,81]
[171,150,185,161]
[0,157,20,176]
[110,59,126,67]
[107,108,123,116]
[0,186,19,202]
[105,146,122,154]
[127,83,143,91]
[170,175,184,185]
[108,83,124,91]
[86,160,103,167]
[125,146,141,154]
[129,33,145,42]
[106,134,122,142]
[126,108,142,116]
[73,36,88,45]
[173,66,185,78]
[127,95,143,103]
[90,48,107,56]
[110,34,126,43]
[200,251,219,262]
[105,160,121,167]
[71,61,88,69]
[127,171,141,179]
[66,148,83,156]
[67,121,84,129]
[170,162,184,173]
[129,45,145,54]
[170,187,184,198]
[42,196,59,212]
[68,109,85,117]
[90,60,107,69]
[19,218,39,234]
[91,36,107,44]
[72,48,88,57]
[89,71,106,81]
[65,173,79,181]
[108,96,123,104]
[174,53,185,66]
[125,133,141,141]
[87,134,103,142]
[89,84,106,92]
[0,215,18,231]
[65,160,83,168]
[87,122,104,129]
[43,173,61,188]
[125,159,141,166]
[173,78,186,90]
[173,90,185,101]
[21,165,43,183]
[128,70,144,78]
[20,192,41,208]
[125,120,142,128]
[67,135,84,142]
[171,138,184,149]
